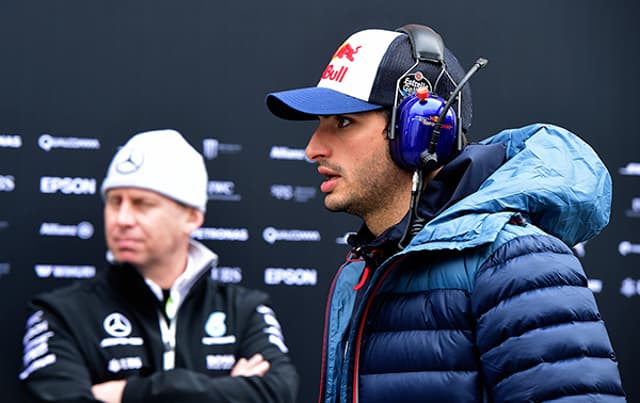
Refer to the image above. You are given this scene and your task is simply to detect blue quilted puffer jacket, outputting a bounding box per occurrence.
[318,124,626,403]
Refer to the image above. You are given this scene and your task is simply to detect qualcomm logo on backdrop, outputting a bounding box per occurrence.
[0,175,15,192]
[0,134,22,148]
[269,146,312,162]
[262,227,321,244]
[270,184,316,202]
[264,267,318,286]
[39,221,94,239]
[618,241,640,256]
[34,264,96,279]
[38,134,101,152]
[208,181,241,201]
[202,138,242,160]
[40,177,97,195]
[192,227,249,242]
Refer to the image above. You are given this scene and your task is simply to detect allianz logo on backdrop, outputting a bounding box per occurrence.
[38,134,101,152]
[262,227,321,244]
[0,175,15,192]
[208,180,241,201]
[40,177,97,195]
[202,138,242,160]
[0,134,22,148]
[269,146,312,162]
[34,264,96,279]
[270,184,316,202]
[39,221,94,239]
[619,162,640,176]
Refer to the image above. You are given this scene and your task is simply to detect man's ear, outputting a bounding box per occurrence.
[185,208,205,234]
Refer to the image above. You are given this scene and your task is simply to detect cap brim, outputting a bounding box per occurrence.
[266,87,383,120]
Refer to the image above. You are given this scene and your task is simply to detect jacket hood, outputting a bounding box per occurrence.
[411,123,611,249]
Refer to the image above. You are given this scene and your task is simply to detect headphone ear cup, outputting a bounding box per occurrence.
[389,92,457,171]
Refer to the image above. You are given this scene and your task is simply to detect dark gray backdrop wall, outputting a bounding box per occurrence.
[1,1,638,402]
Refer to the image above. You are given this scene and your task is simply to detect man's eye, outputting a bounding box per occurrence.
[337,116,352,128]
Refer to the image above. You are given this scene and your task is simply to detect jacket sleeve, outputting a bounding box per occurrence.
[472,233,626,402]
[20,302,101,403]
[122,296,299,403]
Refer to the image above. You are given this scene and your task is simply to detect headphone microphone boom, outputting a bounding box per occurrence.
[419,57,488,171]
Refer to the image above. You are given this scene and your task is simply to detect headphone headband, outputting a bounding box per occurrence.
[396,24,445,64]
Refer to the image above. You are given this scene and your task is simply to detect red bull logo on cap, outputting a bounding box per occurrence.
[321,42,363,84]
[332,42,362,61]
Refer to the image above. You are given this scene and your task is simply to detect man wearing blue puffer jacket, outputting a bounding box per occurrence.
[266,23,626,402]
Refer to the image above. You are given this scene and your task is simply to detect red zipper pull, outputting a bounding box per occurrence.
[352,267,370,291]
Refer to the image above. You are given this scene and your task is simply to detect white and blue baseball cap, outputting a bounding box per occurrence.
[266,25,473,131]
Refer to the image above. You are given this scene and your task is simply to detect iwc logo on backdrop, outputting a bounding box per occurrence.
[625,197,640,218]
[38,134,101,152]
[208,180,241,201]
[115,148,144,174]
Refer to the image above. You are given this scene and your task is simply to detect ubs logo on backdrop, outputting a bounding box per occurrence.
[0,175,15,192]
[38,134,101,152]
[0,135,22,148]
[40,177,97,195]
[270,184,316,202]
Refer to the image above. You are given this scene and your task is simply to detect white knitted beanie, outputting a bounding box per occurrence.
[101,129,208,212]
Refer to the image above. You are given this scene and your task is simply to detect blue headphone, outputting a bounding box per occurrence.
[388,24,459,172]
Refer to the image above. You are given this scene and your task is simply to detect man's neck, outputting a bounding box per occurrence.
[138,254,189,290]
